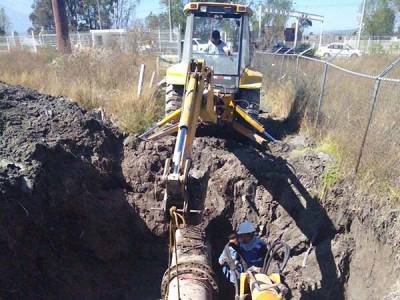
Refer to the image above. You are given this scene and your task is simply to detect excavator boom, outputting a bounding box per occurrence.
[140,59,285,300]
[140,59,276,217]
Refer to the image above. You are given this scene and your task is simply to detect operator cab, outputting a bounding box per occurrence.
[182,2,252,91]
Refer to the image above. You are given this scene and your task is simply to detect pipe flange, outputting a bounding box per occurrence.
[161,261,219,298]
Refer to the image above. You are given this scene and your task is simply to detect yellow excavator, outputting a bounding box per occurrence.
[139,3,288,300]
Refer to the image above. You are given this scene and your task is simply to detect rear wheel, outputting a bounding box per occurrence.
[165,84,183,116]
[237,89,261,120]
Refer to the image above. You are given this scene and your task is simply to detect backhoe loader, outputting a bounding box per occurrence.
[139,3,288,299]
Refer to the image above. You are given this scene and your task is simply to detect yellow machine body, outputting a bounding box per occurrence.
[239,272,284,300]
[183,2,253,15]
[166,63,263,90]
[166,63,187,86]
[140,3,284,299]
[165,1,263,91]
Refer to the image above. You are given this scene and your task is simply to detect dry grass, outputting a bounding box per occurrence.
[334,54,400,77]
[0,48,163,133]
[256,53,400,205]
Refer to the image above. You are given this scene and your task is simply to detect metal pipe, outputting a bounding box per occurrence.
[162,227,217,300]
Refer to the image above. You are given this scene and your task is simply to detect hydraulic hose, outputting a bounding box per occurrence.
[261,240,291,275]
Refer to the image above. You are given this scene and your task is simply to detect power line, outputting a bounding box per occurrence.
[294,3,360,8]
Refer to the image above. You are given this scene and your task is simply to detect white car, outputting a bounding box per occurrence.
[316,43,362,58]
[192,38,208,52]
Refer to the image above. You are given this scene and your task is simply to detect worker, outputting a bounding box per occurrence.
[237,221,267,268]
[207,30,230,55]
[218,232,245,285]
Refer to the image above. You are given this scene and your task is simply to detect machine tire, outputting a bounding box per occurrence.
[237,89,261,120]
[165,84,183,116]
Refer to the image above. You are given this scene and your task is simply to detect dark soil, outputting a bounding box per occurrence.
[0,83,398,299]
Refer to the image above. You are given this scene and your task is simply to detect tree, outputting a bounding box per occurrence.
[391,0,400,11]
[363,0,395,37]
[250,0,293,46]
[160,0,185,31]
[0,7,10,35]
[29,0,138,32]
[113,0,137,29]
[145,12,168,30]
[30,0,55,32]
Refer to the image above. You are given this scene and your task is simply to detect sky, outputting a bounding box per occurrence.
[1,0,362,33]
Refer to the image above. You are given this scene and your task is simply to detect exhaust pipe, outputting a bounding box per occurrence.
[161,226,218,300]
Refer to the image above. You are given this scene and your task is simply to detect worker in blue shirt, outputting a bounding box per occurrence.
[237,221,267,268]
[218,232,245,284]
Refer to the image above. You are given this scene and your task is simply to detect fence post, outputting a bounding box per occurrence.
[156,56,160,77]
[177,28,182,60]
[91,32,95,48]
[315,62,329,127]
[158,28,162,53]
[279,55,285,77]
[119,32,123,50]
[294,56,300,86]
[77,31,81,48]
[6,37,10,53]
[31,31,37,53]
[367,38,371,54]
[149,71,156,88]
[354,57,400,173]
[38,32,43,46]
[137,64,145,97]
[354,79,381,173]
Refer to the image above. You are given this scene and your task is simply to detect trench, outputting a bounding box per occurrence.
[0,83,399,299]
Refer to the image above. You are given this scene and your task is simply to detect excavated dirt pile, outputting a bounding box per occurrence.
[1,83,399,299]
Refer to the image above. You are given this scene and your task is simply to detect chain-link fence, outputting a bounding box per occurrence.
[0,29,181,57]
[254,52,400,180]
[344,36,400,55]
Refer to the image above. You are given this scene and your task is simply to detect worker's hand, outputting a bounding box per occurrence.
[223,46,231,56]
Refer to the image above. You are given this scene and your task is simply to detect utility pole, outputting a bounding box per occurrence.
[357,0,367,50]
[258,5,262,38]
[294,19,299,48]
[51,0,72,54]
[168,0,173,41]
[96,0,103,30]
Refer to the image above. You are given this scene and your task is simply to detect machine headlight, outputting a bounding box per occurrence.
[200,6,207,12]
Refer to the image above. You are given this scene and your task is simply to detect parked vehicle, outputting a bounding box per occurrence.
[192,38,208,52]
[316,43,361,58]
